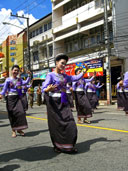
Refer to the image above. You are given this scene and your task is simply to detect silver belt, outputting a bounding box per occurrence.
[87,89,93,92]
[66,90,71,94]
[75,88,84,92]
[49,92,61,97]
[117,90,123,93]
[8,92,18,96]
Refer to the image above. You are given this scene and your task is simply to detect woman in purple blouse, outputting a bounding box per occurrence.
[123,72,128,115]
[86,80,104,110]
[0,65,31,138]
[73,68,95,124]
[42,53,88,153]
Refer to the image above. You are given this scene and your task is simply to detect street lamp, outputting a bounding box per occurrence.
[2,22,24,29]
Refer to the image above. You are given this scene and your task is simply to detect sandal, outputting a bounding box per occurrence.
[77,120,83,124]
[84,120,91,124]
[54,147,61,153]
[17,130,25,136]
[12,132,17,138]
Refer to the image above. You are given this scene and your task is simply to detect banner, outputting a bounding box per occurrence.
[52,59,103,77]
[33,69,49,80]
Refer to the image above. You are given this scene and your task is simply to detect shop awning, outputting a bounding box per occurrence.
[0,52,5,58]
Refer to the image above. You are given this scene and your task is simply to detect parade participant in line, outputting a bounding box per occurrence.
[73,68,95,124]
[116,78,125,110]
[86,80,104,110]
[37,84,42,106]
[42,53,88,153]
[0,65,31,138]
[22,83,32,111]
[66,82,74,109]
[123,72,128,115]
[28,85,34,108]
[0,83,4,87]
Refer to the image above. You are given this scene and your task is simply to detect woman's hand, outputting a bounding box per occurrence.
[93,71,96,77]
[82,63,89,74]
[0,94,3,99]
[27,71,32,76]
[45,84,57,92]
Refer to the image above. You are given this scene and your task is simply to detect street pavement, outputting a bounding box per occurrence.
[0,101,128,171]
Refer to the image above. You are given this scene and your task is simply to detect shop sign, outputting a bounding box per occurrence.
[33,69,49,79]
[52,59,103,77]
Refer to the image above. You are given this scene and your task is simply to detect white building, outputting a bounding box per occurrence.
[24,13,53,74]
[51,0,128,97]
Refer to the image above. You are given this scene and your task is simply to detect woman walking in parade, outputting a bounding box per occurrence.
[116,77,125,110]
[86,80,104,111]
[123,71,128,115]
[0,65,31,138]
[42,53,88,153]
[22,83,32,111]
[37,84,42,106]
[66,82,74,110]
[28,85,34,108]
[73,68,95,124]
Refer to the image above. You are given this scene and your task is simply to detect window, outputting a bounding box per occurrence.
[10,47,16,50]
[91,36,96,45]
[44,24,48,32]
[49,45,53,57]
[84,38,88,48]
[10,40,16,45]
[33,51,39,62]
[30,32,32,39]
[32,30,35,37]
[97,34,101,43]
[48,22,52,30]
[73,41,79,51]
[36,29,39,36]
[69,42,73,52]
[10,52,16,56]
[39,27,43,34]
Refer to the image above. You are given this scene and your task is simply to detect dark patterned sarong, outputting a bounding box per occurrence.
[66,93,74,108]
[6,95,28,131]
[74,91,92,118]
[44,93,77,151]
[21,93,28,111]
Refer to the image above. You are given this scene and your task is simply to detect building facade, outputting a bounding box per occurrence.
[51,0,128,98]
[1,32,27,79]
[24,13,53,77]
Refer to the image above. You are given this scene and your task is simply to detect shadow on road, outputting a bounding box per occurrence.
[76,137,121,154]
[0,124,10,128]
[0,164,20,171]
[25,129,49,137]
[0,145,59,163]
[90,119,105,123]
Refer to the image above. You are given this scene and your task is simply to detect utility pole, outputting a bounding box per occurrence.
[104,0,112,105]
[11,13,31,71]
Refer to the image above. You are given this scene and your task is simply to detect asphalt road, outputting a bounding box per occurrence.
[0,102,128,171]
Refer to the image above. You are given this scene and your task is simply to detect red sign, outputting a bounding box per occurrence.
[52,59,103,77]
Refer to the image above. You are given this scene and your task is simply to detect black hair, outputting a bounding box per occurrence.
[117,77,122,82]
[75,68,82,75]
[55,53,68,63]
[11,65,20,71]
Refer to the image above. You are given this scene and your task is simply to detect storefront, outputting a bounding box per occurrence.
[33,69,50,87]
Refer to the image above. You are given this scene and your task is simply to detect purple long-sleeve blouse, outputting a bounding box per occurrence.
[22,84,32,93]
[0,83,5,88]
[86,82,103,93]
[42,72,84,93]
[0,76,31,96]
[72,76,94,91]
[124,72,128,87]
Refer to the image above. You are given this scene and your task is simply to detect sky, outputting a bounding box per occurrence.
[0,0,52,43]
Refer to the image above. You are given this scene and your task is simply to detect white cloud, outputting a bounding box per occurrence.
[0,8,38,43]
